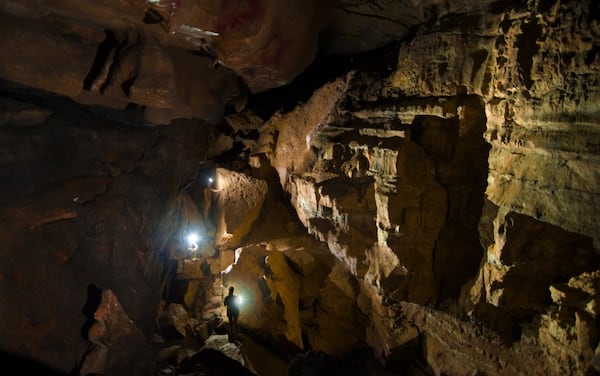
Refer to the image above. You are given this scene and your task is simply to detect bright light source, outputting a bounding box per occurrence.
[208,177,214,184]
[187,232,199,251]
[187,232,199,244]
[236,294,244,306]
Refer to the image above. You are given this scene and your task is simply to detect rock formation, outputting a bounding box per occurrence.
[0,0,598,375]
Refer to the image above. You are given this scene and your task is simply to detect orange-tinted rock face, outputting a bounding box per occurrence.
[0,0,340,124]
[0,0,599,375]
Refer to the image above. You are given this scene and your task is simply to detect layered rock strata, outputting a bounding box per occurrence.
[0,0,598,375]
[240,0,600,373]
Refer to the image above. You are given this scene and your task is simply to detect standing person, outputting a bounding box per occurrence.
[224,286,240,343]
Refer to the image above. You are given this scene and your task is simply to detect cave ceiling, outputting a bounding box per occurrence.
[0,0,503,125]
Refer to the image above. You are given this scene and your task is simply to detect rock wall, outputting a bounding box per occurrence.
[0,0,598,375]
[245,0,600,374]
[0,93,231,373]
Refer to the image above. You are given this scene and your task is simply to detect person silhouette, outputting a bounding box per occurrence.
[223,286,240,343]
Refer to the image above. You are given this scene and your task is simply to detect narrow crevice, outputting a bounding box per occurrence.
[83,30,120,91]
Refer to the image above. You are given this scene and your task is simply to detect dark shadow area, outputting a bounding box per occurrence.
[289,347,413,376]
[411,95,491,304]
[0,351,69,375]
[81,284,102,340]
[384,333,435,376]
[466,201,600,345]
[180,348,257,376]
[163,268,189,304]
[245,41,400,119]
[515,21,542,89]
[83,30,120,92]
[0,79,148,127]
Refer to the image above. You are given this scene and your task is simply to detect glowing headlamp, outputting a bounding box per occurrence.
[187,232,199,251]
